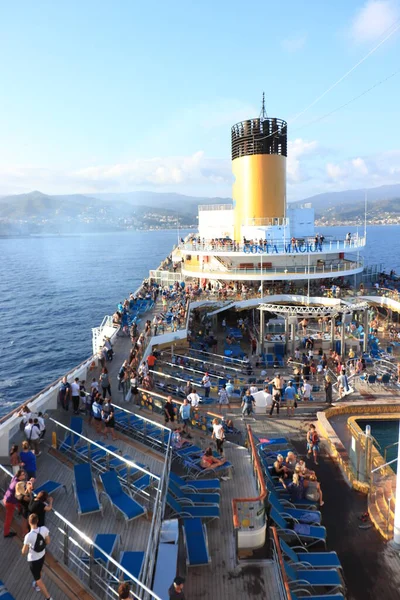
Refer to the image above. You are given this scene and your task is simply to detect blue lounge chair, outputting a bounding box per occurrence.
[183,455,233,479]
[100,470,146,522]
[116,551,145,581]
[59,416,83,452]
[280,539,342,570]
[270,507,326,549]
[268,493,321,524]
[73,464,101,516]
[183,518,211,566]
[168,480,220,506]
[166,494,219,521]
[0,582,15,600]
[284,560,344,593]
[81,533,119,567]
[169,472,221,493]
[34,480,67,496]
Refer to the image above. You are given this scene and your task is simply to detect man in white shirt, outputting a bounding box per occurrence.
[202,373,211,398]
[24,419,41,456]
[249,384,258,395]
[70,377,80,415]
[22,513,52,598]
[187,388,200,409]
[302,379,312,400]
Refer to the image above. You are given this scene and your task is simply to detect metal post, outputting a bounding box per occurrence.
[331,316,336,352]
[88,544,94,589]
[63,523,69,566]
[259,309,264,356]
[363,309,369,353]
[341,320,346,359]
[391,421,400,547]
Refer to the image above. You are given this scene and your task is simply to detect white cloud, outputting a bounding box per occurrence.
[0,153,233,196]
[281,35,307,53]
[324,150,400,187]
[287,138,318,183]
[350,0,399,43]
[352,157,369,175]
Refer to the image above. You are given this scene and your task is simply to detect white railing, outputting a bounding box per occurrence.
[180,236,366,254]
[198,204,233,211]
[0,464,163,600]
[92,315,118,355]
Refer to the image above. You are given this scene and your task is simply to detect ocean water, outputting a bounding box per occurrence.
[0,225,399,416]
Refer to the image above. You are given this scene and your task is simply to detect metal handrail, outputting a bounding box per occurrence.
[0,464,162,600]
[167,351,244,375]
[49,418,158,480]
[155,359,226,380]
[232,425,267,529]
[371,457,398,474]
[271,527,292,600]
[384,441,400,463]
[188,346,247,364]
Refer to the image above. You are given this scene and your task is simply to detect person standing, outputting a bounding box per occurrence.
[9,444,21,475]
[24,419,41,456]
[179,399,192,438]
[202,373,211,398]
[269,392,281,417]
[71,377,80,415]
[28,491,53,527]
[169,575,186,600]
[212,418,225,456]
[324,375,333,404]
[3,468,26,538]
[218,384,231,414]
[22,513,52,598]
[306,424,320,466]
[20,441,37,479]
[272,374,283,401]
[284,381,296,417]
[100,367,112,398]
[164,396,175,425]
[187,387,200,410]
[59,376,71,411]
[301,378,312,401]
[241,390,255,419]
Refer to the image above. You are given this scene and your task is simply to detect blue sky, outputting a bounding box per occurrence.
[0,0,399,200]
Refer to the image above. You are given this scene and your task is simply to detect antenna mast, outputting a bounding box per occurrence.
[260,92,268,120]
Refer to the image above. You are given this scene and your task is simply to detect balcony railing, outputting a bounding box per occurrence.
[182,259,364,276]
[180,236,366,254]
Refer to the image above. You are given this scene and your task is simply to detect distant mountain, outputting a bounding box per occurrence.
[91,191,231,215]
[291,184,400,212]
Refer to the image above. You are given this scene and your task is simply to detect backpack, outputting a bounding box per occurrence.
[33,528,47,553]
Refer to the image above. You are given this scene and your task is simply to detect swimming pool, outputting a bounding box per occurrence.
[356,419,399,473]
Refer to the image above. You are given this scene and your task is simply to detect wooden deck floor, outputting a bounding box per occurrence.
[0,531,68,600]
[176,440,280,600]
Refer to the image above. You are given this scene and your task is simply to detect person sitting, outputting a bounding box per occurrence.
[272,454,291,479]
[294,464,324,507]
[279,471,304,502]
[200,447,227,469]
[171,428,190,450]
[285,451,298,472]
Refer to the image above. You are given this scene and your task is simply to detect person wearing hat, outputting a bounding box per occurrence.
[202,373,211,398]
[169,575,186,599]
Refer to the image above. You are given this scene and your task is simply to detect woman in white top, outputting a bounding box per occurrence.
[218,385,231,413]
[212,418,225,456]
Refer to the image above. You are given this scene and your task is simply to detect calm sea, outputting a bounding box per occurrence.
[0,225,399,416]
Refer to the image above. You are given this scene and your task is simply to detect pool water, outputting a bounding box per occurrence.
[356,420,399,473]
